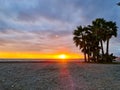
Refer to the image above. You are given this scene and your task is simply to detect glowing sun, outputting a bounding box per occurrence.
[58,54,67,59]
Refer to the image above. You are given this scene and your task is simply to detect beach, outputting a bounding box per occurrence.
[0,61,120,90]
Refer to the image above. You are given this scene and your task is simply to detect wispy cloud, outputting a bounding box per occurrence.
[0,0,120,55]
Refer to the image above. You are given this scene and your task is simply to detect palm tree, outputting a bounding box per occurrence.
[73,18,118,63]
[90,18,106,55]
[105,21,117,55]
[87,26,101,62]
[73,26,87,62]
[73,25,100,62]
[91,19,117,62]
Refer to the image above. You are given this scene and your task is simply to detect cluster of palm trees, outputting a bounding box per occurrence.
[73,18,118,63]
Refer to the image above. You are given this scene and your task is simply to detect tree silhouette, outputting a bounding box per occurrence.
[105,21,117,55]
[73,18,118,63]
[117,2,120,6]
[73,26,87,62]
[90,18,106,55]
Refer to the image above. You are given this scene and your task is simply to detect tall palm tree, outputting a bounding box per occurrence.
[73,18,118,63]
[82,26,91,62]
[105,21,117,55]
[73,26,87,62]
[91,19,117,62]
[90,18,106,55]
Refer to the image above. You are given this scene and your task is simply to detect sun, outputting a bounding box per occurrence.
[57,54,68,62]
[58,54,67,59]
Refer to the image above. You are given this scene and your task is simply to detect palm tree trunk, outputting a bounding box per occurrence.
[97,49,99,62]
[100,40,104,55]
[93,53,96,62]
[106,39,109,55]
[84,52,87,62]
[88,53,90,62]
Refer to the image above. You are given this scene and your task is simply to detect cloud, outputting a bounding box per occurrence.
[0,29,75,53]
[0,0,120,55]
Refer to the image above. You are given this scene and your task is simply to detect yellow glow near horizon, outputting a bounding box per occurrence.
[0,52,83,59]
[58,54,70,62]
[58,54,67,59]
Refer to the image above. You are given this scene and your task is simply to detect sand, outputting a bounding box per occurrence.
[0,62,120,90]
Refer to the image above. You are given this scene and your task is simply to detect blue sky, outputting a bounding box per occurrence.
[0,0,120,56]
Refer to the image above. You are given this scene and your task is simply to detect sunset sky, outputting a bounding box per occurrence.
[0,0,120,59]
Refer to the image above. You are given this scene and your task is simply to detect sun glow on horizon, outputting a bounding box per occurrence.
[56,54,69,62]
[58,54,67,59]
[0,52,83,59]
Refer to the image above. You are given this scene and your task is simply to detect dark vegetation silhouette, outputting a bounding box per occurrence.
[73,18,118,63]
[117,2,120,6]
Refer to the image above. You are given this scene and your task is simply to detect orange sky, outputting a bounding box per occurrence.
[0,0,119,59]
[0,52,83,59]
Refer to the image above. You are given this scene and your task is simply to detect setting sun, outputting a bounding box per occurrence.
[58,54,67,59]
[0,52,83,59]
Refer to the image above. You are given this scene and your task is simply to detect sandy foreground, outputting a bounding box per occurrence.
[0,62,120,90]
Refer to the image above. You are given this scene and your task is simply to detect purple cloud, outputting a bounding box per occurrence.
[0,0,120,56]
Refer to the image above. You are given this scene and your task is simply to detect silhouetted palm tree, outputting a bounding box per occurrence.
[105,21,117,55]
[90,18,106,55]
[73,18,118,63]
[73,26,87,62]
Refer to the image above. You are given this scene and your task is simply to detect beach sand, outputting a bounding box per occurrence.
[0,61,120,90]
